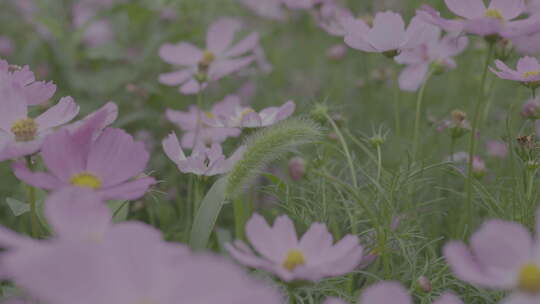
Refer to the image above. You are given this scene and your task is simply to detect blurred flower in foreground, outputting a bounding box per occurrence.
[226,213,363,282]
[165,102,241,149]
[0,189,283,304]
[159,18,259,94]
[162,132,245,176]
[0,61,78,161]
[203,95,295,128]
[359,281,463,304]
[486,140,508,158]
[343,12,437,57]
[445,208,540,304]
[395,29,468,91]
[288,156,306,181]
[13,113,155,201]
[490,56,540,89]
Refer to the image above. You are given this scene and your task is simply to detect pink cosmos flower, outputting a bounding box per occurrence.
[343,12,437,56]
[395,29,468,91]
[159,18,259,94]
[359,282,463,304]
[166,102,241,149]
[486,140,508,158]
[203,95,295,128]
[313,0,353,37]
[0,60,56,106]
[240,0,287,20]
[444,209,540,303]
[0,65,78,161]
[162,132,245,176]
[420,0,533,38]
[63,101,118,138]
[449,152,487,177]
[226,213,363,282]
[0,189,283,304]
[13,113,155,201]
[490,56,540,88]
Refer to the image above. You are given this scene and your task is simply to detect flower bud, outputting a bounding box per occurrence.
[288,157,306,181]
[417,276,432,293]
[521,99,540,120]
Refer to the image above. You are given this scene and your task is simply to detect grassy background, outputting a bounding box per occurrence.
[0,1,533,303]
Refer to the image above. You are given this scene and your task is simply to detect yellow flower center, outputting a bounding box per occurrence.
[205,112,216,119]
[485,9,504,21]
[282,250,305,271]
[524,71,540,78]
[518,263,540,293]
[240,108,255,119]
[201,50,215,66]
[11,118,38,142]
[70,172,102,190]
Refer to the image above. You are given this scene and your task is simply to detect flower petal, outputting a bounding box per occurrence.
[206,18,242,54]
[445,0,486,19]
[35,97,79,131]
[159,42,202,66]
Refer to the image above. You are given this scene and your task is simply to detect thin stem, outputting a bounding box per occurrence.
[25,156,39,238]
[324,113,358,188]
[412,70,433,162]
[526,169,536,203]
[464,42,495,234]
[376,144,382,183]
[393,72,401,138]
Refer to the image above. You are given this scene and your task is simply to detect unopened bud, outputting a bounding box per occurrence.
[288,157,306,181]
[417,276,432,293]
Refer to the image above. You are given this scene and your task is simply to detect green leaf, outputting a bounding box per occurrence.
[189,177,228,250]
[5,198,30,216]
[108,200,129,223]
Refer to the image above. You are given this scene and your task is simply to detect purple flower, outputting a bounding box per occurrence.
[343,12,438,56]
[0,60,56,106]
[162,132,245,176]
[240,0,287,20]
[0,64,78,161]
[313,0,353,37]
[159,18,259,95]
[486,140,508,158]
[449,152,487,177]
[420,0,533,38]
[395,30,468,91]
[63,101,118,139]
[13,113,155,201]
[360,281,463,304]
[444,209,540,303]
[490,56,540,88]
[72,2,114,47]
[0,189,283,304]
[165,102,241,149]
[203,95,295,128]
[226,213,363,282]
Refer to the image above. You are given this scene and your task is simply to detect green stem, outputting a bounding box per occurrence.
[464,42,495,234]
[25,156,39,238]
[412,70,433,162]
[527,169,536,203]
[376,144,382,183]
[324,113,358,188]
[393,72,401,138]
